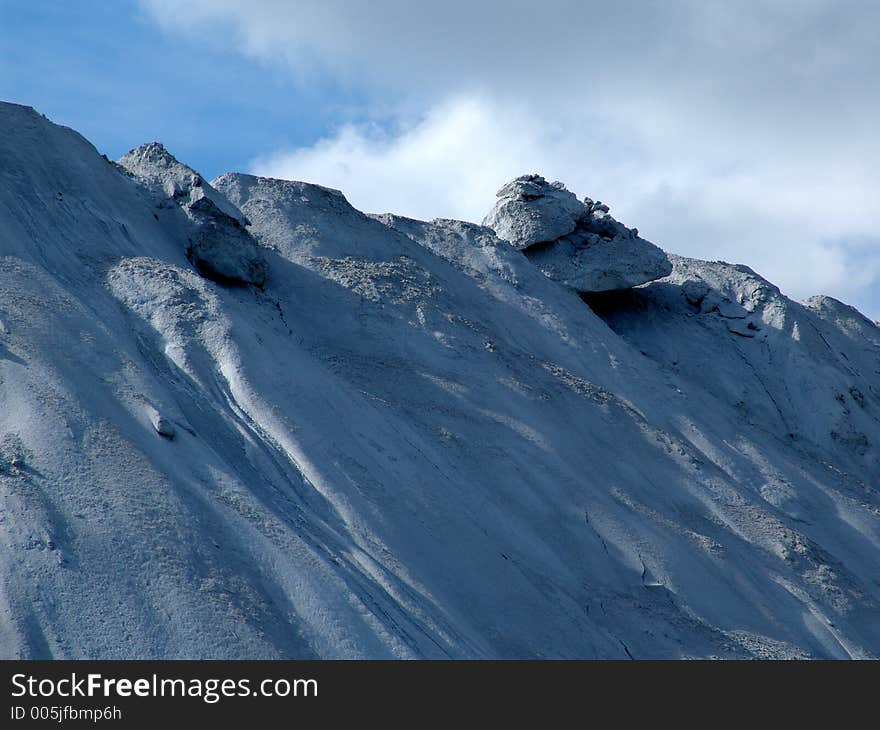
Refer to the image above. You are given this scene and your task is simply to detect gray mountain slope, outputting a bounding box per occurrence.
[0,102,878,658]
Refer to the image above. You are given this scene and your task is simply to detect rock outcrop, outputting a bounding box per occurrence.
[483,174,672,293]
[118,143,267,286]
[483,174,586,249]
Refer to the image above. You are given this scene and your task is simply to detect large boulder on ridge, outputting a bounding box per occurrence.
[525,224,673,293]
[483,174,672,293]
[119,143,267,286]
[482,174,585,250]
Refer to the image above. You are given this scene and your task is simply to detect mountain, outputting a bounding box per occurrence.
[0,102,878,659]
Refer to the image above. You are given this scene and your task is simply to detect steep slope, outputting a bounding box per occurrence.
[0,103,878,659]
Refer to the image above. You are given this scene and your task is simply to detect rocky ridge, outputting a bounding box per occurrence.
[1,102,879,660]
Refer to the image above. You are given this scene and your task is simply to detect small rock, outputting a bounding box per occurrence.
[682,279,710,305]
[725,318,756,337]
[147,406,175,439]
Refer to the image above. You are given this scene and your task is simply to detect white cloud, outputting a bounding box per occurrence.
[253,95,577,222]
[141,0,880,317]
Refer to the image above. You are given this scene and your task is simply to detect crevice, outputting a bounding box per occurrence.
[734,346,792,434]
[584,510,610,555]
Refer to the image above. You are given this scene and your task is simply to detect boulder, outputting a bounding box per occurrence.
[725,318,758,337]
[146,406,175,439]
[681,279,711,306]
[186,220,268,286]
[525,227,673,293]
[482,174,586,250]
[484,174,672,293]
[119,144,267,286]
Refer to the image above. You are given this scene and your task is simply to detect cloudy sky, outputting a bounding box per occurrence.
[2,0,878,317]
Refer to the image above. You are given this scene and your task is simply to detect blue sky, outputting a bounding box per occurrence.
[1,1,878,318]
[0,0,371,177]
